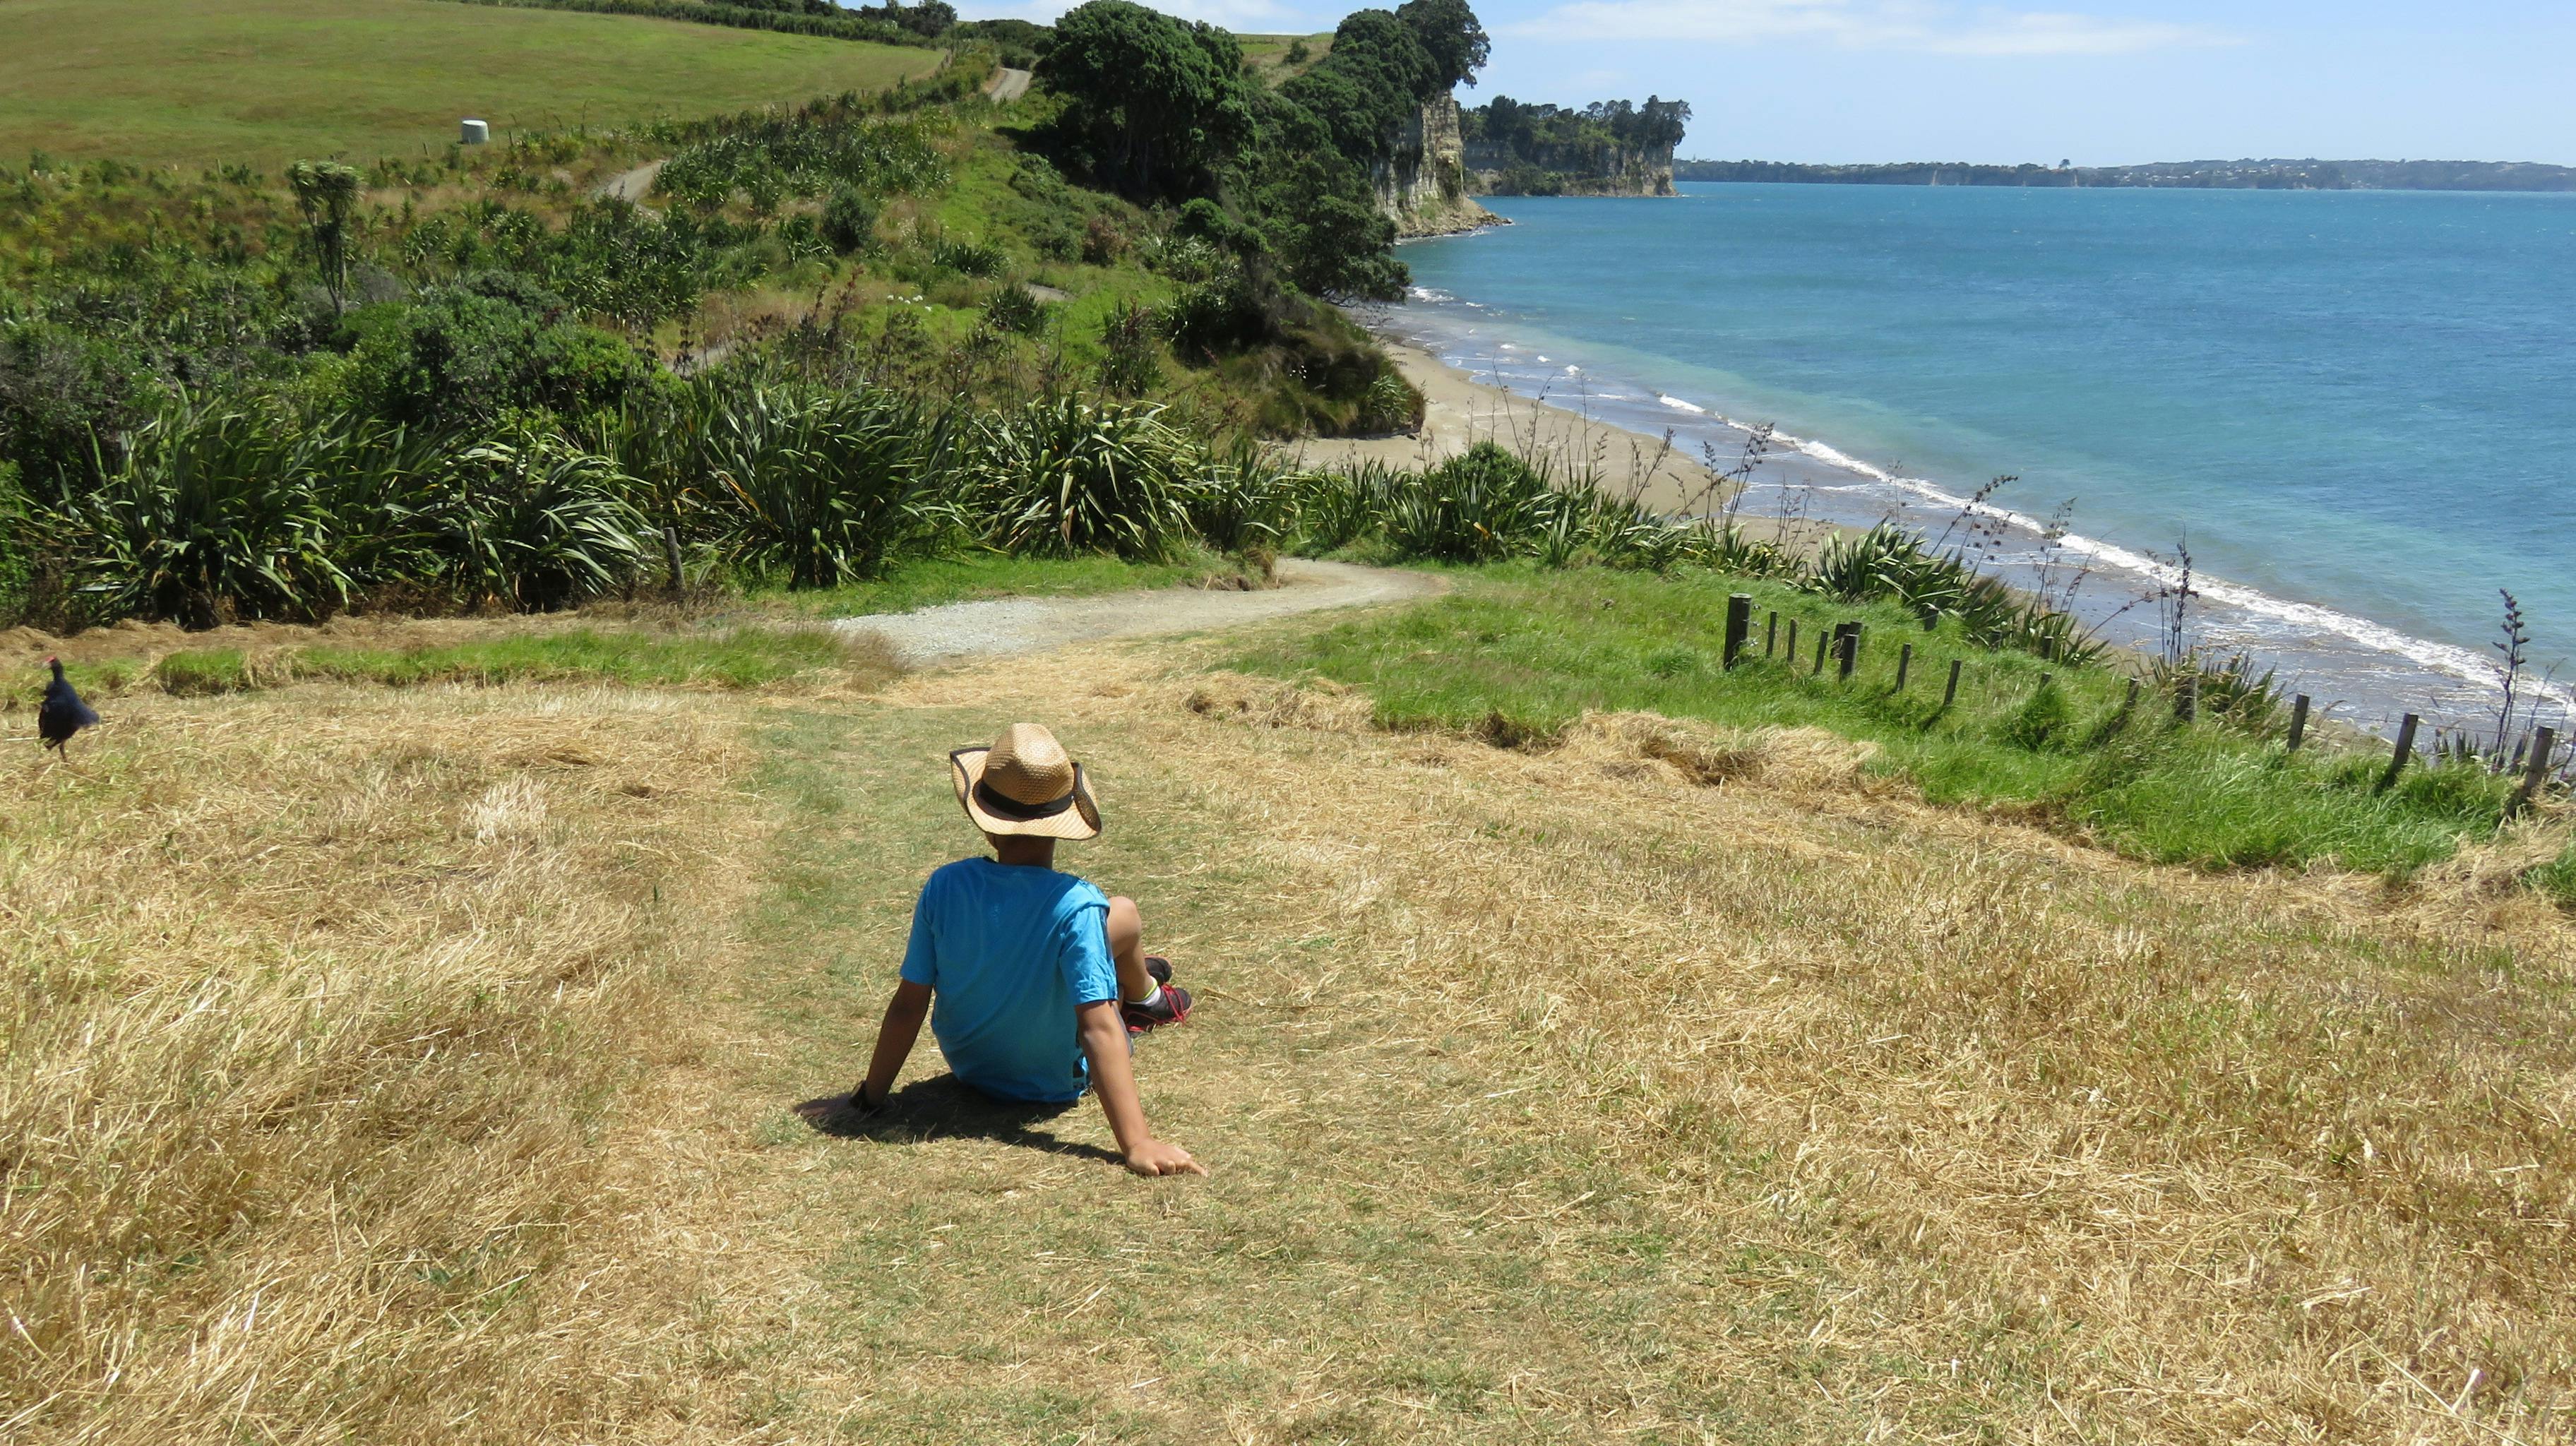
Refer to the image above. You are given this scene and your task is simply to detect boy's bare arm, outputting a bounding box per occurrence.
[1078,1002,1205,1177]
[854,979,933,1108]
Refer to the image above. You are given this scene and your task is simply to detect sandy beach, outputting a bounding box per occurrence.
[1289,337,1727,515]
[1289,335,1856,551]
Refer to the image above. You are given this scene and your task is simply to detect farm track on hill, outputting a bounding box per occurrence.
[833,558,1445,667]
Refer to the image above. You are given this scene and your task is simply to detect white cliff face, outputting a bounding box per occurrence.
[1372,93,1497,236]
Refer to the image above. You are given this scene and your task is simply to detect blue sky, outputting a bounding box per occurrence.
[960,1,2576,165]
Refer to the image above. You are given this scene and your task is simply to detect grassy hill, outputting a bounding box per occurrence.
[6,588,2572,1440]
[0,0,943,169]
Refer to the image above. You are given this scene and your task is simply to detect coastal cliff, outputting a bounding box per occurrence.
[1464,141,1675,196]
[1458,95,1689,198]
[1373,92,1499,236]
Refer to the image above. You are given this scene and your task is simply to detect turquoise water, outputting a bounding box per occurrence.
[1386,182,2576,731]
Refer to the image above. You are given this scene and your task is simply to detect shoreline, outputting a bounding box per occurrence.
[1329,301,2570,736]
[1296,331,1851,552]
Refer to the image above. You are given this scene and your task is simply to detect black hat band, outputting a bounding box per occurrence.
[972,768,1082,821]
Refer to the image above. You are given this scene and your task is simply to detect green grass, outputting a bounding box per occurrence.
[1236,564,2520,876]
[0,0,943,169]
[155,626,882,694]
[2531,842,2576,909]
[23,657,145,699]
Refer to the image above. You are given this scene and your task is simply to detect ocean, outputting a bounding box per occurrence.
[1378,181,2576,738]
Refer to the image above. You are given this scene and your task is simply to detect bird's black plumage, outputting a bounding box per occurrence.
[40,657,97,751]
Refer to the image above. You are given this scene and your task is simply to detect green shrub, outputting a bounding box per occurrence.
[1097,299,1161,396]
[343,285,648,427]
[1810,520,2104,664]
[967,397,1200,560]
[820,185,879,253]
[1186,438,1300,553]
[1998,676,2073,751]
[928,236,1006,277]
[1159,267,1274,354]
[68,398,349,628]
[982,281,1047,335]
[1380,442,1557,563]
[1291,462,1390,554]
[1357,371,1419,434]
[430,430,652,609]
[698,384,948,588]
[0,317,160,491]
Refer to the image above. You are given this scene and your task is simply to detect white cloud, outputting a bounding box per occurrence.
[1503,0,2238,56]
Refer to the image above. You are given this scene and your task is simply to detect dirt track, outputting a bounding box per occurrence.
[833,558,1443,667]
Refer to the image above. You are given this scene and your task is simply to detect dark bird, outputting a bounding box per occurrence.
[40,657,98,756]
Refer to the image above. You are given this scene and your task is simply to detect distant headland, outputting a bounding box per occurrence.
[1673,157,2576,193]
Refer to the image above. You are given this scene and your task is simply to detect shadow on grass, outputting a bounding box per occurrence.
[794,1075,1123,1166]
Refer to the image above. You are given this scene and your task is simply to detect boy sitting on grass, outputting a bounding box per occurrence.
[847,723,1204,1177]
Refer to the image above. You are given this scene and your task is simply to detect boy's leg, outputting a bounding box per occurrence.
[1106,895,1152,1005]
[1109,896,1191,1029]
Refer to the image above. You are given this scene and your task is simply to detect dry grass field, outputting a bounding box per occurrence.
[4,606,2571,1442]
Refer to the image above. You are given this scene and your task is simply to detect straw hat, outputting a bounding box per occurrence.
[950,723,1102,839]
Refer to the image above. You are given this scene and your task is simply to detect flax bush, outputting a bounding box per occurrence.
[967,396,1203,560]
[696,384,950,588]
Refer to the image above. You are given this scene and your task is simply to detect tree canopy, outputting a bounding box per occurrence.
[1037,0,1256,201]
[1395,0,1489,90]
[1038,0,1497,303]
[1466,94,1692,167]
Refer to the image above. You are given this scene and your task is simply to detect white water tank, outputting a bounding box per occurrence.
[460,119,489,145]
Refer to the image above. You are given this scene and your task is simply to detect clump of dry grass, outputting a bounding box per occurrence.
[0,683,759,1441]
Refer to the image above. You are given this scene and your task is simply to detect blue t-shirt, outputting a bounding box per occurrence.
[899,857,1119,1104]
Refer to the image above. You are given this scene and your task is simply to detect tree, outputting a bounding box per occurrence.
[1278,9,1440,168]
[853,0,955,37]
[1395,0,1489,90]
[1253,157,1404,300]
[1037,0,1254,200]
[285,161,364,315]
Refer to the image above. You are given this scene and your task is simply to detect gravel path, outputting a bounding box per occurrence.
[984,66,1034,103]
[835,559,1441,668]
[597,157,664,204]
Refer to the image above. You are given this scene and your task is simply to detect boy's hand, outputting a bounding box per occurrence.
[1125,1138,1206,1177]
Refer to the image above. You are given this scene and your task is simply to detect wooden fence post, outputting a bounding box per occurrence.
[1896,643,1913,691]
[1835,622,1860,680]
[1784,619,1797,664]
[1942,658,1962,710]
[2508,724,2558,819]
[1723,593,1753,670]
[662,526,685,595]
[2377,712,2420,792]
[1812,632,1829,675]
[1765,610,1779,657]
[2286,694,2310,753]
[2174,674,2198,723]
[2123,678,2139,710]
